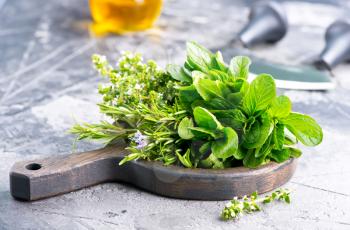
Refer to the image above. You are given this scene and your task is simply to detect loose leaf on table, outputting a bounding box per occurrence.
[269,95,292,118]
[282,112,323,146]
[242,74,276,115]
[229,56,251,79]
[211,127,239,159]
[186,41,213,72]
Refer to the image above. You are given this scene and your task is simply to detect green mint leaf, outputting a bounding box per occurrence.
[178,117,195,139]
[208,69,229,81]
[270,148,291,163]
[211,127,239,159]
[243,113,274,149]
[255,134,273,158]
[188,127,217,139]
[269,95,292,118]
[176,149,193,168]
[186,41,213,72]
[273,123,285,150]
[211,109,247,130]
[179,85,202,110]
[242,74,276,115]
[193,75,230,101]
[289,147,302,158]
[193,107,223,130]
[212,51,229,72]
[243,149,267,168]
[119,153,140,165]
[229,56,251,79]
[166,64,192,83]
[282,112,323,146]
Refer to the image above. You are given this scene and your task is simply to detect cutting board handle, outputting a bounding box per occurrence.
[10,145,128,201]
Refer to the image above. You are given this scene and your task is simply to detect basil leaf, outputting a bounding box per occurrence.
[242,74,276,115]
[193,107,223,130]
[211,127,238,159]
[229,56,251,79]
[186,41,213,72]
[282,112,323,146]
[270,148,290,163]
[269,95,292,118]
[178,117,195,139]
[243,113,273,149]
[166,64,192,83]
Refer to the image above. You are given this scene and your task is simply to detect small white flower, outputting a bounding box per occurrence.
[134,83,141,90]
[125,88,133,96]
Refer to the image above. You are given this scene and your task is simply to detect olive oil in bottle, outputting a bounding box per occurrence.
[89,0,163,35]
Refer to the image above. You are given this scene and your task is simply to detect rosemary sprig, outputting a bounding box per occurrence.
[221,188,291,221]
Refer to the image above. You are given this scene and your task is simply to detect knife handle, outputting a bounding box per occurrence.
[239,1,288,47]
[9,145,128,201]
[317,20,350,70]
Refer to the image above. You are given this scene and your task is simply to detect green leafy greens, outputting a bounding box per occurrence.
[70,42,323,169]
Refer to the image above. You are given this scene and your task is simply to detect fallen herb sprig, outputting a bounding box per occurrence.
[221,189,291,221]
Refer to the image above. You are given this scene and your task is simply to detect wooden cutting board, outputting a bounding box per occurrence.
[10,144,297,201]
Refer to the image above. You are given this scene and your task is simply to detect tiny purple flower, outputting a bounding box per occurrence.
[131,131,148,149]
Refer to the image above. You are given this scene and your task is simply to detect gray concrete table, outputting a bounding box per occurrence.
[1,0,350,229]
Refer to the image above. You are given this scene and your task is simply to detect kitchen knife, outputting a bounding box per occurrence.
[217,2,350,90]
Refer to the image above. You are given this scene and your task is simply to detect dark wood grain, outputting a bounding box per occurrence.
[10,145,297,201]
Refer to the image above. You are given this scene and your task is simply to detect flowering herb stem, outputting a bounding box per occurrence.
[221,189,291,221]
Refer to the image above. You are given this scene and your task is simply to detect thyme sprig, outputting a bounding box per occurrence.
[221,189,291,221]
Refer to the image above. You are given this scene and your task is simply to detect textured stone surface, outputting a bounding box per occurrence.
[1,0,350,229]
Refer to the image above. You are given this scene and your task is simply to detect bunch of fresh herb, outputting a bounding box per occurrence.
[70,41,323,169]
[221,189,291,220]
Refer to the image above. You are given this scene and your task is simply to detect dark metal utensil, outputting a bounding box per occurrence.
[239,1,288,47]
[316,20,350,70]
